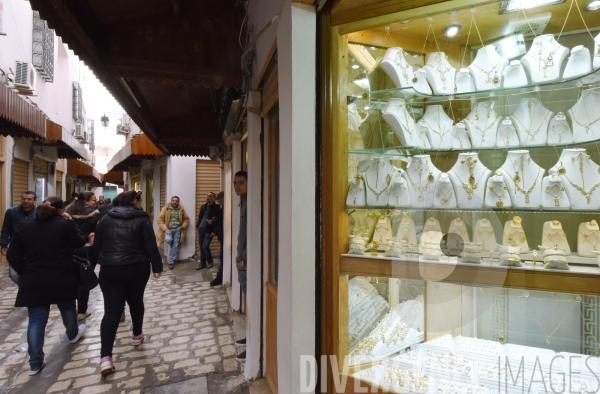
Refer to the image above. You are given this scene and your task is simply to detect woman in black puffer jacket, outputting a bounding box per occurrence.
[93,190,163,375]
[65,191,100,321]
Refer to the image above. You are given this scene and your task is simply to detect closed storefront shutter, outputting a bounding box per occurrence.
[195,160,221,256]
[159,165,166,208]
[34,158,47,175]
[12,159,29,206]
[56,170,63,199]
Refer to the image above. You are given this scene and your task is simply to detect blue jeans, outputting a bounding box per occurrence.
[198,227,213,265]
[27,300,78,369]
[238,269,247,297]
[167,227,181,265]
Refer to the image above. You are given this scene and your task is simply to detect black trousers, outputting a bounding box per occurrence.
[99,262,150,357]
[76,246,96,314]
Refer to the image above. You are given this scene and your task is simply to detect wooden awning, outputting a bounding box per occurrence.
[67,159,102,185]
[0,84,46,139]
[101,171,125,186]
[106,134,163,172]
[41,120,88,159]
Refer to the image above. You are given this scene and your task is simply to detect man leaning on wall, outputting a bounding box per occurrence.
[156,196,190,269]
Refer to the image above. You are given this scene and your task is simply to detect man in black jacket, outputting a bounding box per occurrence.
[196,192,220,270]
[210,192,225,286]
[1,191,37,256]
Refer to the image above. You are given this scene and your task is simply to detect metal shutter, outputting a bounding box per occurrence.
[159,165,166,208]
[12,159,29,206]
[34,157,47,175]
[195,160,221,256]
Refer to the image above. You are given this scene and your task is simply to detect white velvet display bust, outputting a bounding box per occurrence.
[451,121,471,150]
[468,45,508,90]
[521,34,569,83]
[455,68,475,93]
[484,171,512,209]
[464,102,501,149]
[498,150,544,209]
[496,117,520,148]
[448,152,491,209]
[432,173,457,208]
[510,98,554,147]
[418,105,453,150]
[578,220,600,257]
[402,155,442,208]
[569,88,600,143]
[551,148,600,210]
[563,45,592,79]
[541,173,570,210]
[448,218,470,244]
[387,177,411,208]
[396,215,418,246]
[383,98,431,149]
[541,220,570,254]
[380,48,417,88]
[502,60,529,88]
[547,113,573,145]
[361,157,399,207]
[474,218,498,252]
[423,52,456,95]
[413,69,433,95]
[502,216,529,253]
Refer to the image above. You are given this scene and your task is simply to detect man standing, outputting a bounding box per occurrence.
[210,191,224,287]
[233,171,247,360]
[156,196,190,270]
[196,192,220,270]
[1,191,37,256]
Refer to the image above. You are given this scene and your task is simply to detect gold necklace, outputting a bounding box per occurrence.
[579,229,600,251]
[544,183,566,207]
[349,175,364,205]
[469,111,500,143]
[488,181,509,208]
[394,51,414,82]
[545,228,567,248]
[389,183,406,205]
[365,173,392,201]
[534,301,576,344]
[390,105,415,138]
[505,168,541,204]
[451,156,485,200]
[498,117,516,145]
[549,114,570,143]
[571,111,600,135]
[435,182,453,206]
[425,62,451,88]
[452,124,468,150]
[471,61,501,85]
[475,226,495,245]
[405,171,430,203]
[512,100,551,142]
[504,225,526,247]
[533,39,561,78]
[562,153,600,203]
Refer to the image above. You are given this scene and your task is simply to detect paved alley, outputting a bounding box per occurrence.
[0,260,249,394]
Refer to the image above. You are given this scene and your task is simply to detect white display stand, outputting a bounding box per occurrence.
[563,45,592,79]
[418,105,454,150]
[396,215,418,246]
[521,34,569,83]
[455,68,476,93]
[502,60,529,88]
[346,176,366,207]
[541,220,570,254]
[464,102,501,149]
[474,218,498,252]
[468,45,508,90]
[552,148,600,210]
[448,218,470,244]
[496,117,520,148]
[423,52,456,95]
[541,173,570,210]
[502,217,529,253]
[387,177,411,207]
[484,171,512,209]
[547,113,573,145]
[450,122,471,150]
[498,150,544,209]
[448,152,491,209]
[432,173,457,208]
[362,157,398,207]
[380,47,417,88]
[569,88,600,143]
[413,69,433,95]
[372,216,394,249]
[383,98,431,149]
[402,155,442,208]
[578,221,600,257]
[594,33,600,70]
[510,98,554,147]
[423,217,442,233]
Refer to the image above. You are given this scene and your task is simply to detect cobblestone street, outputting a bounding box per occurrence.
[0,259,249,394]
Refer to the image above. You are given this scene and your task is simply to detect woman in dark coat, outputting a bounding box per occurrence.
[7,199,89,375]
[65,191,100,320]
[93,190,163,375]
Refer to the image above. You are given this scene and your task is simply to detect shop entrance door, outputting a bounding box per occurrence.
[266,106,279,393]
[145,173,154,223]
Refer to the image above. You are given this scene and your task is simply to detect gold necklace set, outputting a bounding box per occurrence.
[504,216,526,247]
[533,39,561,78]
[364,161,392,201]
[580,221,600,251]
[544,181,566,207]
[451,156,485,200]
[504,154,541,203]
[425,55,451,88]
[549,113,570,143]
[389,183,406,205]
[571,110,600,136]
[348,175,364,205]
[471,60,501,86]
[435,181,453,206]
[468,104,500,143]
[498,117,516,145]
[561,152,600,203]
[475,225,495,246]
[512,99,551,142]
[420,107,452,141]
[406,159,435,203]
[488,174,509,208]
[394,51,416,83]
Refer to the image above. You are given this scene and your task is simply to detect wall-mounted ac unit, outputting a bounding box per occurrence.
[508,12,551,37]
[116,124,129,136]
[13,61,37,95]
[73,124,83,139]
[81,131,89,144]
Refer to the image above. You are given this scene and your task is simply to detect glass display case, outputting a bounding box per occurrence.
[326,0,600,392]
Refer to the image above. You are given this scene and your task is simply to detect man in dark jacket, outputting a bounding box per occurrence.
[210,192,225,287]
[196,192,220,270]
[64,192,78,208]
[1,191,37,256]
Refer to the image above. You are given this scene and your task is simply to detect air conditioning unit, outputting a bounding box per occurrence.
[73,124,83,139]
[508,12,551,37]
[13,61,37,95]
[80,131,89,144]
[116,124,130,136]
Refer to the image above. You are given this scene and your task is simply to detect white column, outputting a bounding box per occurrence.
[277,3,316,394]
[223,160,233,285]
[230,138,242,311]
[245,90,262,379]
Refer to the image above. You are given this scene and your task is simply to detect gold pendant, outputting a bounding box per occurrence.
[515,172,520,183]
[525,194,530,203]
[412,77,418,83]
[454,85,457,92]
[554,197,560,206]
[485,77,491,83]
[493,76,500,85]
[428,173,434,182]
[496,200,504,208]
[558,166,566,175]
[469,175,475,185]
[498,331,506,344]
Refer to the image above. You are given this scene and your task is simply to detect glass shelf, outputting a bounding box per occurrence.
[345,206,600,215]
[349,140,600,157]
[352,67,600,104]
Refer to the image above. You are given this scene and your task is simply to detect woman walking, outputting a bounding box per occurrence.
[93,191,163,375]
[65,192,100,320]
[7,199,89,375]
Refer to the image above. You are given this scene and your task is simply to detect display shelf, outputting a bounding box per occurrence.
[348,140,600,157]
[352,66,600,103]
[345,206,600,215]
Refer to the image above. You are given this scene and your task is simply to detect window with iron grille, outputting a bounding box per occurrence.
[0,1,5,35]
[32,11,54,82]
[87,119,95,152]
[73,82,83,123]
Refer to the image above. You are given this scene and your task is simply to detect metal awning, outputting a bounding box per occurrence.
[66,159,102,185]
[41,120,88,159]
[106,134,163,172]
[0,84,46,139]
[101,171,125,186]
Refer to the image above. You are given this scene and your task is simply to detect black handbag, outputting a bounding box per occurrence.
[73,246,98,290]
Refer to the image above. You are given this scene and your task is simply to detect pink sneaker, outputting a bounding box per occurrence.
[132,333,145,346]
[99,356,115,375]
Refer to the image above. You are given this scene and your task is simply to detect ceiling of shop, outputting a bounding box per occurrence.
[29,0,245,156]
[348,0,600,50]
